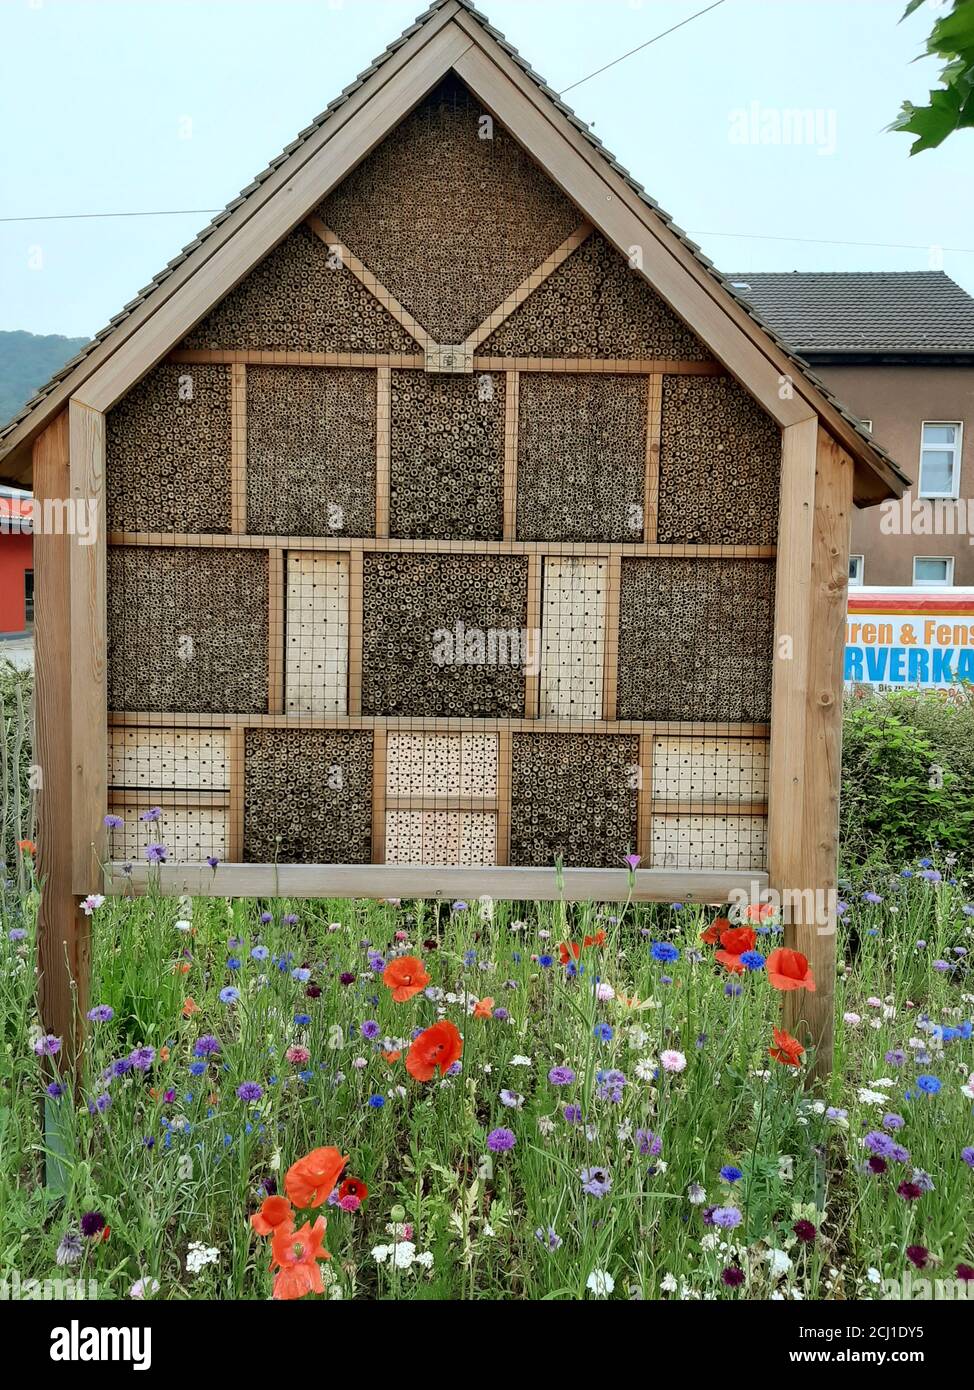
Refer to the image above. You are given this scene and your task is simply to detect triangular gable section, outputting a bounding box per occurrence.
[481,231,708,359]
[317,73,580,343]
[0,0,907,502]
[183,223,416,353]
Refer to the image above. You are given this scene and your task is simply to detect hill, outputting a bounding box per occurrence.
[0,329,90,429]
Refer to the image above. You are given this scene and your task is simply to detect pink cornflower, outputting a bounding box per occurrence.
[660,1050,687,1073]
[286,1046,311,1066]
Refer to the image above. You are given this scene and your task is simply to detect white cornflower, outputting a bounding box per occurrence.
[129,1277,159,1299]
[867,1267,881,1285]
[595,983,615,1002]
[660,1272,678,1291]
[586,1269,615,1298]
[81,894,105,915]
[634,1057,657,1082]
[174,919,192,933]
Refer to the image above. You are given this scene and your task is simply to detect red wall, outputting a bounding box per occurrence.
[0,532,32,634]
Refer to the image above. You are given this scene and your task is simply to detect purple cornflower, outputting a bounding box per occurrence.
[103,814,124,830]
[236,1082,263,1103]
[862,891,883,905]
[493,1008,510,1022]
[563,1104,583,1124]
[46,1081,65,1100]
[87,1005,114,1023]
[882,1113,905,1131]
[885,1049,906,1066]
[206,856,220,870]
[33,1034,61,1057]
[144,843,168,864]
[128,1046,155,1072]
[219,986,240,1004]
[193,1035,221,1057]
[535,1225,562,1251]
[360,1020,380,1040]
[712,1206,743,1229]
[548,1066,576,1086]
[596,1069,626,1103]
[486,1127,516,1153]
[580,1166,612,1198]
[864,1131,897,1158]
[961,1147,974,1169]
[636,1129,662,1157]
[8,927,26,941]
[140,807,162,823]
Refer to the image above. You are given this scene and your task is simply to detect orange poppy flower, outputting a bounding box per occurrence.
[382,955,430,1003]
[270,1217,330,1300]
[558,941,581,966]
[766,948,816,992]
[284,1146,348,1209]
[251,1194,295,1238]
[17,839,35,856]
[405,1019,463,1082]
[472,997,494,1019]
[182,997,199,1017]
[769,1027,805,1067]
[159,1045,170,1063]
[700,917,729,946]
[338,1176,368,1203]
[583,930,607,949]
[381,1050,401,1065]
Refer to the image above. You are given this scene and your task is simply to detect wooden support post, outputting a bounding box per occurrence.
[503,370,518,541]
[230,363,247,534]
[228,726,246,861]
[34,411,89,1078]
[376,369,391,540]
[495,728,512,866]
[644,373,662,543]
[267,547,285,715]
[637,732,654,866]
[602,554,622,721]
[371,727,387,864]
[770,422,852,1082]
[524,552,543,719]
[347,549,364,717]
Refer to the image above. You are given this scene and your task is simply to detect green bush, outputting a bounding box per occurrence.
[841,686,974,867]
[0,660,33,881]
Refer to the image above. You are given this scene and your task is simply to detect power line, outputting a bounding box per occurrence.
[0,209,221,224]
[559,0,728,95]
[691,229,974,255]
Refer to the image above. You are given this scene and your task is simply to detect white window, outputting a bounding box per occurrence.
[848,555,864,585]
[918,421,962,498]
[913,555,954,586]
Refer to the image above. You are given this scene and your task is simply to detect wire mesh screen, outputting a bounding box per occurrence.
[103,75,778,881]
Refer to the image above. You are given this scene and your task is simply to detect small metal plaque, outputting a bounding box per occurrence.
[425,344,474,374]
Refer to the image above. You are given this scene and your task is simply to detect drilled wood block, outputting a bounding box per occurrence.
[107,547,268,713]
[617,558,774,723]
[510,733,639,868]
[109,729,230,790]
[390,370,505,539]
[516,373,648,541]
[247,366,376,536]
[183,224,416,353]
[108,806,228,863]
[243,729,372,863]
[650,813,767,871]
[106,362,231,533]
[362,554,528,717]
[651,737,770,803]
[285,553,350,715]
[385,810,497,866]
[319,74,580,343]
[482,232,709,359]
[540,557,607,720]
[386,733,498,797]
[657,375,780,544]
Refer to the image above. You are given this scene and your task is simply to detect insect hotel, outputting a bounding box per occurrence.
[0,0,907,1075]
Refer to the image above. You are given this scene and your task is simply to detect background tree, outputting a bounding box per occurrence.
[892,0,974,152]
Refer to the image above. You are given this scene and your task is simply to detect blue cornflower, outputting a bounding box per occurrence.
[593,1023,613,1042]
[294,1013,311,1026]
[367,1094,385,1109]
[740,950,765,972]
[361,1020,380,1039]
[87,1004,114,1023]
[219,986,240,1004]
[916,1074,941,1094]
[651,941,679,964]
[189,1061,206,1077]
[226,957,241,971]
[538,954,554,968]
[720,1165,744,1183]
[251,945,269,960]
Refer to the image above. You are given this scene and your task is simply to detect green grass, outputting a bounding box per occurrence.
[1,867,972,1300]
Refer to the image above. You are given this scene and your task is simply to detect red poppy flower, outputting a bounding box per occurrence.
[284,1146,348,1209]
[405,1020,463,1082]
[583,931,607,949]
[769,1027,805,1067]
[720,926,756,955]
[381,1049,401,1065]
[382,955,430,1003]
[338,1176,368,1203]
[472,997,494,1019]
[251,1195,295,1238]
[558,941,582,966]
[700,917,729,946]
[270,1217,330,1300]
[766,948,816,992]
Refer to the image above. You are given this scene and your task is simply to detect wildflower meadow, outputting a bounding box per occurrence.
[2,855,973,1303]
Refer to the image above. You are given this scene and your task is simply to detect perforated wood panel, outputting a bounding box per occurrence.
[108,807,229,863]
[385,811,497,866]
[657,375,781,544]
[106,362,231,533]
[285,553,350,715]
[651,738,770,803]
[386,733,498,797]
[516,374,648,542]
[481,232,709,359]
[107,547,269,714]
[390,370,505,539]
[617,558,775,723]
[540,558,607,720]
[319,74,580,342]
[247,367,376,537]
[650,814,768,871]
[182,223,416,353]
[109,729,230,790]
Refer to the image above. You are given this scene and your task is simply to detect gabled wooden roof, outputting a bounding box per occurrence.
[0,0,908,502]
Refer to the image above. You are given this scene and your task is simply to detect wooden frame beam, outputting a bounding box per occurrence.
[463,221,593,352]
[306,217,435,352]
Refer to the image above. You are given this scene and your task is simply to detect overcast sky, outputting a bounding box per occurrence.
[2,0,972,338]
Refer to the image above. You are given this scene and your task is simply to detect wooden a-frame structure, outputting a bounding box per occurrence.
[0,0,908,1079]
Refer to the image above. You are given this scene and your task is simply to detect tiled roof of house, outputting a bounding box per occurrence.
[726,271,974,355]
